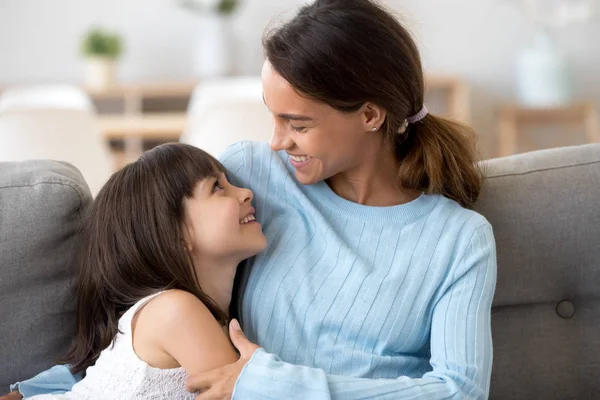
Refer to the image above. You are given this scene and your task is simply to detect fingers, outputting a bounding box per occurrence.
[229,319,251,356]
[229,319,260,358]
[186,373,213,393]
[194,385,230,400]
[229,319,246,345]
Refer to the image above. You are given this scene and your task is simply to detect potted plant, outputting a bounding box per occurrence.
[81,28,123,88]
[180,0,238,15]
[506,0,595,106]
[179,0,240,77]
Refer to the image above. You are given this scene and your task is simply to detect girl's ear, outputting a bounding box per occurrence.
[181,220,195,253]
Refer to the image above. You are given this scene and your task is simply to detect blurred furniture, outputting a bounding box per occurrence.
[425,75,471,123]
[180,77,273,156]
[84,81,195,164]
[99,113,187,168]
[0,77,472,165]
[99,113,187,141]
[0,85,93,113]
[497,102,600,157]
[3,143,599,399]
[0,110,113,195]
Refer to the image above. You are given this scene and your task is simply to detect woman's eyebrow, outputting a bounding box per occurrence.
[262,93,313,121]
[278,113,313,121]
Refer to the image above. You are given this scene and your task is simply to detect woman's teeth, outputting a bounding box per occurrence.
[290,155,312,163]
[240,215,256,224]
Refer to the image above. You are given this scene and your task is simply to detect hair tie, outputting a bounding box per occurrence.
[407,105,428,124]
[397,105,429,134]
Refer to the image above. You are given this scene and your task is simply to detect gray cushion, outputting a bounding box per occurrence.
[0,160,91,392]
[474,144,600,399]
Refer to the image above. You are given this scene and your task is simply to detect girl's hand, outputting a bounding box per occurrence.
[186,319,260,400]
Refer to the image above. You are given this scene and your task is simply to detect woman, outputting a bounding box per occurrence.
[6,0,496,399]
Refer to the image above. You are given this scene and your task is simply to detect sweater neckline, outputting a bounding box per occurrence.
[309,179,439,225]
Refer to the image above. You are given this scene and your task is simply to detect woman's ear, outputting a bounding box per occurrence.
[361,102,387,132]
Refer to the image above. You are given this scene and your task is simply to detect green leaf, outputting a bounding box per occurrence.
[81,28,123,59]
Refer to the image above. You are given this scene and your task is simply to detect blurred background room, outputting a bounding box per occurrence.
[0,0,598,195]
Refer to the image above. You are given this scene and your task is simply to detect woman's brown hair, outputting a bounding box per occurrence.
[61,143,229,375]
[263,0,482,208]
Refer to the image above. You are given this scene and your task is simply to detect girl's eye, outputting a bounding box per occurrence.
[213,181,224,192]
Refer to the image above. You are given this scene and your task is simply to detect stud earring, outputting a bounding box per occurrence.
[372,127,378,131]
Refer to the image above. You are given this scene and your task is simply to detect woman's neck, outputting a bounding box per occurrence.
[192,257,239,320]
[326,140,421,206]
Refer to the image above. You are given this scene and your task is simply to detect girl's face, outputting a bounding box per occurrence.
[183,173,267,263]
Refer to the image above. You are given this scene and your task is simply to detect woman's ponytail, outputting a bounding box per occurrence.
[395,114,483,208]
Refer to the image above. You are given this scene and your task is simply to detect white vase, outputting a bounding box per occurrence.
[516,30,571,107]
[84,57,117,88]
[193,15,232,78]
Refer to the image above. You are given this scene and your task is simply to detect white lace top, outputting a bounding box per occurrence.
[30,292,195,400]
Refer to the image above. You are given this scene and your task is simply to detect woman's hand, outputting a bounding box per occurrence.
[0,392,23,400]
[186,319,260,400]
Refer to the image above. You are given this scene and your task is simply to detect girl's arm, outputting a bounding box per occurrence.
[133,290,239,375]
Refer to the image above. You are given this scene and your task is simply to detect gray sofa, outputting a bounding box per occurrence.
[1,144,599,399]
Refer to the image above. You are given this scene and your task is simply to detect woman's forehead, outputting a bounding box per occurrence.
[261,63,325,116]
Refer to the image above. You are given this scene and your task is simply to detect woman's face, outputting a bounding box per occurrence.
[261,60,381,185]
[183,173,267,263]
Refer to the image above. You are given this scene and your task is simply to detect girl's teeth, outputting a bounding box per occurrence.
[240,215,256,224]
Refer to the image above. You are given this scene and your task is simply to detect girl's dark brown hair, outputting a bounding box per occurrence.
[61,143,229,375]
[263,0,482,207]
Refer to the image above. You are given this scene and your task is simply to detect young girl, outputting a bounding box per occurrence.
[30,143,267,399]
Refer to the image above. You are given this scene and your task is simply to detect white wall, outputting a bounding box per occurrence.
[1,0,599,156]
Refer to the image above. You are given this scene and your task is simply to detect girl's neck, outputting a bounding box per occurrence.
[192,257,239,319]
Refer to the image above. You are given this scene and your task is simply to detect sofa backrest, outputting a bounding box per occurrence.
[0,109,113,196]
[0,160,92,392]
[1,144,598,397]
[474,144,600,399]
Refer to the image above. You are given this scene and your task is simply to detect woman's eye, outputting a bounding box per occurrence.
[291,125,307,133]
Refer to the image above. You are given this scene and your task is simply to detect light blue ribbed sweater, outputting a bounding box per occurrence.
[11,140,497,399]
[221,141,497,400]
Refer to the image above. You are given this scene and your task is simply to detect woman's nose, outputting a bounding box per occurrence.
[270,122,292,151]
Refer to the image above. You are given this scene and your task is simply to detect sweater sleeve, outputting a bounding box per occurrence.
[217,141,252,188]
[232,224,497,400]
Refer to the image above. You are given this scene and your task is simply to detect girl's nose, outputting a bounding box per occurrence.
[237,186,253,204]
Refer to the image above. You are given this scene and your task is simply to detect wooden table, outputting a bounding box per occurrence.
[99,112,187,140]
[98,112,187,166]
[497,102,600,157]
[84,81,197,115]
[86,82,195,163]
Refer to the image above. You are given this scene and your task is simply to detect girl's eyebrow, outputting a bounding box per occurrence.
[200,176,218,193]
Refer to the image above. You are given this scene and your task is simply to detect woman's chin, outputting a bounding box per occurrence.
[294,170,323,186]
